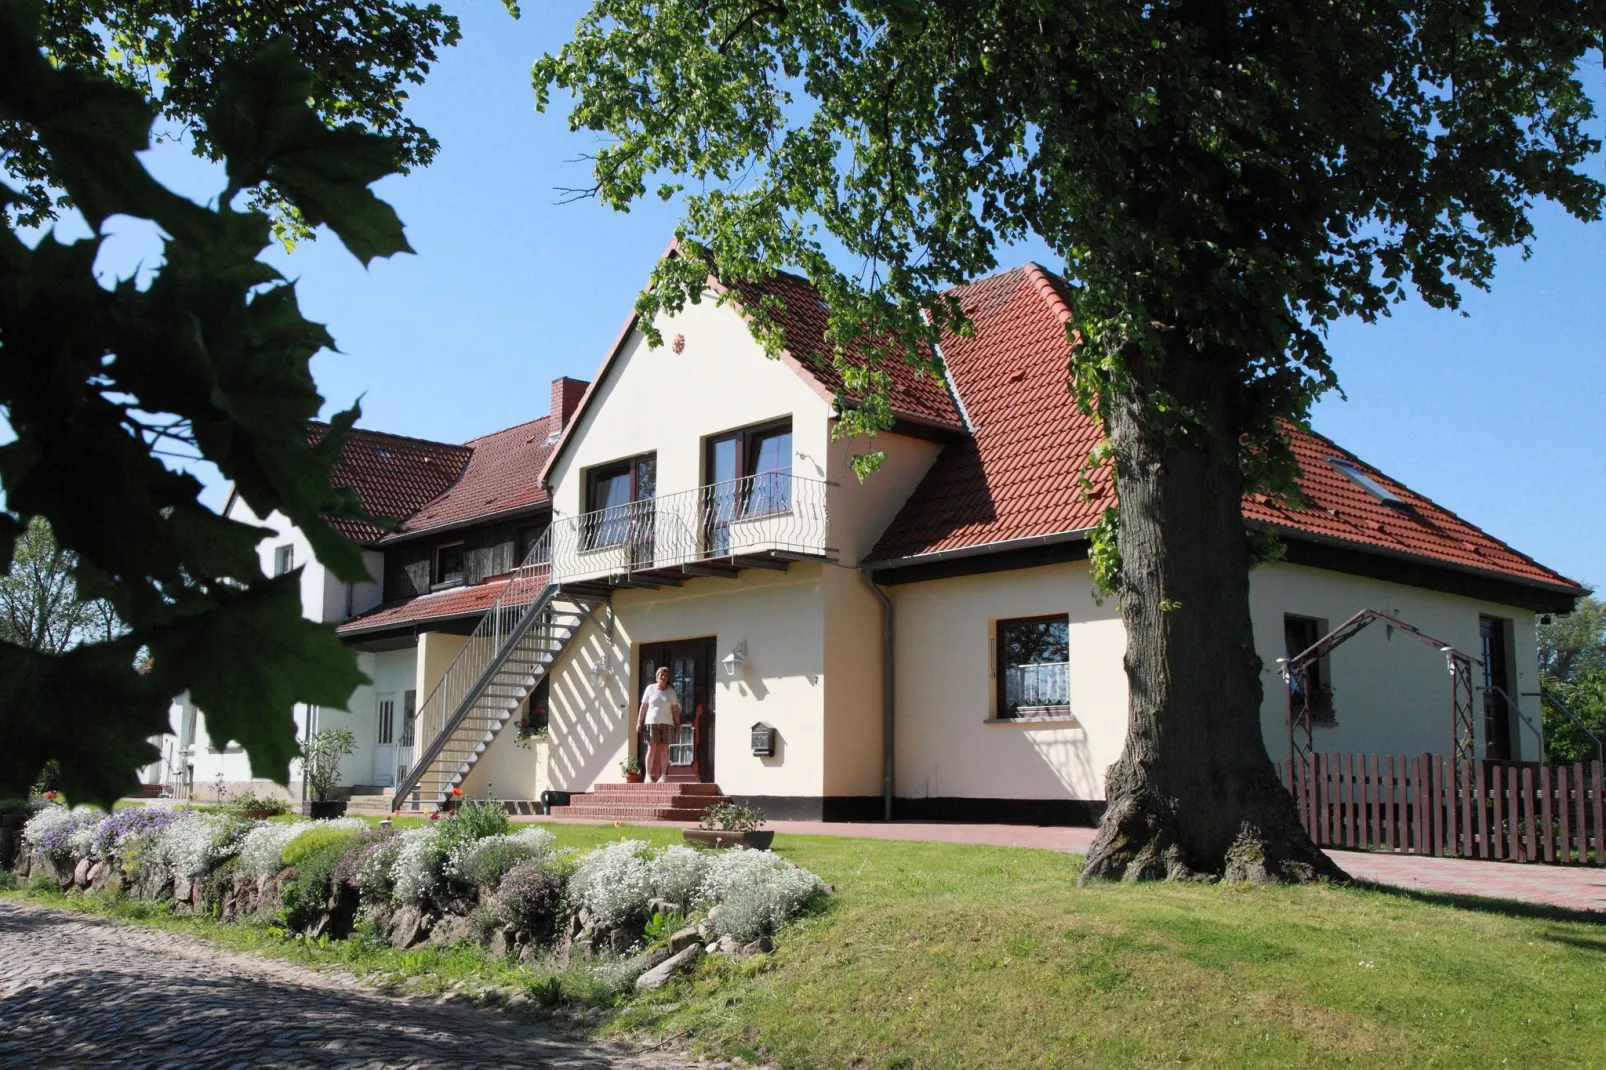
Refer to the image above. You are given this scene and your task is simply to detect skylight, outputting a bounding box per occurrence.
[1327,457,1403,505]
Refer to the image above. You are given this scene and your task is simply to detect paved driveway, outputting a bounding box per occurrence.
[0,899,697,1070]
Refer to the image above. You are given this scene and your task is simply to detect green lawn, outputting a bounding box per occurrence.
[14,822,1606,1068]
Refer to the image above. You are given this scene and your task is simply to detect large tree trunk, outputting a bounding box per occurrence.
[1080,367,1345,884]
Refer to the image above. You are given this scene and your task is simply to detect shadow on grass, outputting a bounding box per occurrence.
[1537,932,1606,954]
[1347,878,1606,926]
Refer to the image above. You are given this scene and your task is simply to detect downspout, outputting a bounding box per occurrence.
[862,568,894,821]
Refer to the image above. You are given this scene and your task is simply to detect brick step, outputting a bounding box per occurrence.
[592,782,727,795]
[570,792,726,806]
[559,798,729,813]
[558,795,730,811]
[549,806,716,823]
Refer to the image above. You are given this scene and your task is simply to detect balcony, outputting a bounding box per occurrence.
[541,471,832,591]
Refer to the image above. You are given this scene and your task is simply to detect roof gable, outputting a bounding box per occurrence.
[540,247,963,485]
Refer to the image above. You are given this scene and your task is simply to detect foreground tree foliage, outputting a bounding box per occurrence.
[539,1,1605,881]
[2,0,460,241]
[0,0,413,805]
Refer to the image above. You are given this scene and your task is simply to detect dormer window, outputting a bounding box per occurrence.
[274,544,294,577]
[1327,457,1404,506]
[434,542,466,587]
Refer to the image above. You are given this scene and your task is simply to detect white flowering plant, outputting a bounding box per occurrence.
[701,849,823,943]
[148,811,253,879]
[354,837,402,906]
[390,826,449,904]
[22,804,102,863]
[568,839,653,928]
[444,826,557,890]
[238,822,312,880]
[648,845,710,911]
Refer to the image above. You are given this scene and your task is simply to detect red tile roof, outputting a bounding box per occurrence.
[309,423,472,543]
[726,271,965,433]
[337,577,510,635]
[869,266,1582,596]
[393,416,555,538]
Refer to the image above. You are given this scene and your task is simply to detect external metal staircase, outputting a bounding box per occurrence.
[391,530,605,811]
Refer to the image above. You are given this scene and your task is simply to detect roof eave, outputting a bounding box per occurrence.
[379,500,552,546]
[1263,524,1585,597]
[867,528,1093,570]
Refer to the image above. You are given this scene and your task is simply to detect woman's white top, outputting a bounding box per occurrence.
[641,684,680,725]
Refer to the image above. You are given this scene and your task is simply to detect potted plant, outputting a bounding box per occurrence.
[620,756,645,784]
[684,801,773,850]
[514,716,549,750]
[299,727,356,818]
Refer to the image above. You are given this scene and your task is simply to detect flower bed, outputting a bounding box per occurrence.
[12,801,826,981]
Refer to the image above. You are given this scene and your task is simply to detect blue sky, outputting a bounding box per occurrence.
[96,3,1606,589]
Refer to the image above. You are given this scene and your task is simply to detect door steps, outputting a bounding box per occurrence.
[548,782,730,823]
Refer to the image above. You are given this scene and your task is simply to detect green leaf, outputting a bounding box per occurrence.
[146,575,368,785]
[204,40,413,265]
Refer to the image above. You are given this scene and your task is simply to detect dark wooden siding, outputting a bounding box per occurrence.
[381,513,550,601]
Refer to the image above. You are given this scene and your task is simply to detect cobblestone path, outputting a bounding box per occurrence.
[0,899,699,1070]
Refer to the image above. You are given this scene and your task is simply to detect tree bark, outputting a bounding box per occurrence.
[1080,365,1345,884]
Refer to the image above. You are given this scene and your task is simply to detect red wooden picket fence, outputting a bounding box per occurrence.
[1278,753,1605,865]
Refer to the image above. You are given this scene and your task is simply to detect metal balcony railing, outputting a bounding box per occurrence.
[551,470,830,582]
[392,471,830,808]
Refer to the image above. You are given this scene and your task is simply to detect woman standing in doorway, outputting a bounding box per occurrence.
[636,666,679,782]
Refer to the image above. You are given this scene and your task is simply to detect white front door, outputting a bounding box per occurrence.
[373,693,397,786]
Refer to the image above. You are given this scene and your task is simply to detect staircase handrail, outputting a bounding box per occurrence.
[1537,684,1605,767]
[391,528,557,807]
[1486,683,1545,764]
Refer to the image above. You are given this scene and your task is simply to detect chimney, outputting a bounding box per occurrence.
[549,377,588,433]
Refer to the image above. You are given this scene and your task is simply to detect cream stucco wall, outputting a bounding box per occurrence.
[540,565,828,798]
[826,431,944,567]
[887,561,1126,802]
[416,631,469,701]
[883,557,1546,805]
[821,564,889,797]
[545,607,636,792]
[545,297,834,522]
[1249,562,1542,762]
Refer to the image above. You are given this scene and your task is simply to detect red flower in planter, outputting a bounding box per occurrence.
[429,811,440,821]
[451,786,463,797]
[43,790,58,801]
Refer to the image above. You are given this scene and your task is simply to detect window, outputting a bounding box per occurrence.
[518,524,548,564]
[376,695,395,746]
[434,542,466,586]
[1284,614,1334,724]
[996,615,1070,719]
[274,544,294,576]
[1327,457,1404,506]
[584,453,656,549]
[400,690,417,747]
[706,420,793,552]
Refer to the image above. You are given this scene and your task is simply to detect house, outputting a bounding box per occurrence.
[174,258,1584,821]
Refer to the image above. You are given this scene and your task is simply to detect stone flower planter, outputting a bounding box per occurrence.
[682,828,774,850]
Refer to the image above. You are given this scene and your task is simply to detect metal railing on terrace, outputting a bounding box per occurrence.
[554,470,830,582]
[392,471,830,804]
